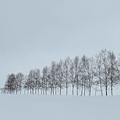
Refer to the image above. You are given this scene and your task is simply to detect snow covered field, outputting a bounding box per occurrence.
[0,95,120,120]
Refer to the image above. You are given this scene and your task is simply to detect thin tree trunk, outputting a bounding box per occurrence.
[81,84,83,96]
[84,85,86,96]
[89,87,91,96]
[110,75,113,96]
[60,86,61,95]
[77,84,78,95]
[100,80,103,96]
[72,84,74,95]
[111,81,113,96]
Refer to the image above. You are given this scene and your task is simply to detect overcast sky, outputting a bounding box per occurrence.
[0,0,120,87]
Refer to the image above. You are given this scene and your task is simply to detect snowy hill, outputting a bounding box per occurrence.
[0,95,120,120]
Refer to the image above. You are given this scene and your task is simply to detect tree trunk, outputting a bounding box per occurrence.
[81,84,83,96]
[100,80,103,96]
[105,84,107,96]
[60,86,61,95]
[72,84,74,95]
[111,81,113,96]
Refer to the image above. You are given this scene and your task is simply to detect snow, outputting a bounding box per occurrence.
[0,94,120,120]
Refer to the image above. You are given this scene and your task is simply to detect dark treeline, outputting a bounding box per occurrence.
[2,49,120,96]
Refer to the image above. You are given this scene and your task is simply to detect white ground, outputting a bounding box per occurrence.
[0,94,120,120]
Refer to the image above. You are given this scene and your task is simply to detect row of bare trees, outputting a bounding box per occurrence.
[2,49,120,96]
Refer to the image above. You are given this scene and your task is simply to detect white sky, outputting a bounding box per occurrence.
[0,0,120,87]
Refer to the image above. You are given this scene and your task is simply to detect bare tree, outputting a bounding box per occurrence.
[56,60,64,95]
[63,57,71,95]
[74,56,79,95]
[42,67,49,95]
[16,73,24,94]
[87,58,95,96]
[95,50,111,96]
[34,69,41,94]
[101,50,111,96]
[49,61,56,95]
[94,51,105,96]
[107,51,119,95]
[80,55,91,96]
[25,70,36,94]
[4,74,16,94]
[69,61,75,95]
